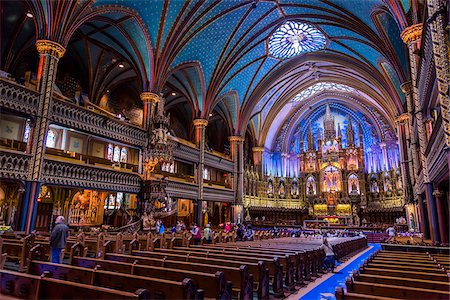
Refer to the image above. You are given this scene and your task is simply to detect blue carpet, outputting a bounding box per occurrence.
[299,244,381,300]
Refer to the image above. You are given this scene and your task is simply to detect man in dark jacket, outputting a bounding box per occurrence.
[50,216,69,263]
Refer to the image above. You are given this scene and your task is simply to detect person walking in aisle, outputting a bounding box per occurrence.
[50,216,69,264]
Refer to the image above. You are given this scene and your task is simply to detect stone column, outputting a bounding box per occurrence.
[395,114,411,203]
[229,135,244,223]
[379,142,388,171]
[401,24,441,241]
[25,40,65,233]
[140,92,160,130]
[193,119,208,226]
[252,147,264,178]
[433,190,448,244]
[427,0,450,150]
[400,81,427,237]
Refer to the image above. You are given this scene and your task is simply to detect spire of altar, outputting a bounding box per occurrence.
[323,103,336,141]
[347,115,355,147]
[307,124,314,150]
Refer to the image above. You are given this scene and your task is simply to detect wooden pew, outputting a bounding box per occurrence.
[71,256,232,299]
[345,276,450,299]
[352,270,450,291]
[105,253,255,300]
[0,269,148,299]
[130,249,273,298]
[335,286,402,300]
[28,260,202,299]
[1,233,34,271]
[171,245,297,289]
[359,265,449,282]
[152,247,291,292]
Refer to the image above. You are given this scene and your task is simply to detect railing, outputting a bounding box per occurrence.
[41,158,141,193]
[0,149,32,180]
[0,78,40,116]
[49,98,147,147]
[244,195,307,209]
[204,186,234,202]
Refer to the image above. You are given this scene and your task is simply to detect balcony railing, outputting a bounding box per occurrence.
[0,149,32,180]
[0,78,40,116]
[42,158,142,193]
[50,98,147,147]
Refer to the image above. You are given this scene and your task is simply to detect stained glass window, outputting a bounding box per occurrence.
[292,82,354,103]
[113,146,120,162]
[46,129,56,148]
[120,147,127,162]
[23,120,31,143]
[268,21,326,59]
[107,144,113,160]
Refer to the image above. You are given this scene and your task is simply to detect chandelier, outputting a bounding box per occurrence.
[144,95,173,179]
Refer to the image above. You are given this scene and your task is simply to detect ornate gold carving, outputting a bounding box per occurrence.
[400,24,423,44]
[400,81,413,94]
[140,92,160,103]
[35,40,66,58]
[193,119,208,127]
[395,113,409,123]
[229,135,244,143]
[252,147,265,152]
[432,190,442,198]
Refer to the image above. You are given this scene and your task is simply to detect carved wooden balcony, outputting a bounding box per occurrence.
[50,98,147,147]
[42,158,142,193]
[0,78,40,116]
[0,149,32,180]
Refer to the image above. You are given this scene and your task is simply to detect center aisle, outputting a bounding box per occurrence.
[289,243,381,300]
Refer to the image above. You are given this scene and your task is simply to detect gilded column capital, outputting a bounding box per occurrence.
[140,92,160,103]
[229,135,244,143]
[252,147,265,152]
[400,24,423,44]
[36,40,66,58]
[193,118,208,127]
[433,190,442,198]
[400,81,413,94]
[395,113,409,124]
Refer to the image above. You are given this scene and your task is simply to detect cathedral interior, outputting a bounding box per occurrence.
[0,0,449,242]
[0,0,449,244]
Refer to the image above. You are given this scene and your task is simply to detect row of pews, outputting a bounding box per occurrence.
[0,230,368,299]
[336,249,450,300]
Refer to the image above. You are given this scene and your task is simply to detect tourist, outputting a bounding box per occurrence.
[191,223,202,244]
[50,216,69,264]
[224,222,231,233]
[320,238,336,272]
[236,224,244,241]
[176,221,182,233]
[204,223,213,243]
[159,222,165,234]
[386,226,396,239]
[171,224,176,235]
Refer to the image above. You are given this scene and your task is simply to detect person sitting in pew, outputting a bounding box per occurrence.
[320,238,336,272]
[204,224,213,244]
[191,223,202,245]
[50,216,69,263]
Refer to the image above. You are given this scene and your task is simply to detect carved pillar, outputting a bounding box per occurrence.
[253,147,264,178]
[433,190,448,244]
[427,0,450,149]
[379,142,388,171]
[395,114,411,203]
[229,135,244,223]
[25,40,65,233]
[193,119,208,226]
[140,92,160,130]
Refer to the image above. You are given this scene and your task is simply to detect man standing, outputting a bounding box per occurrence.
[50,216,69,263]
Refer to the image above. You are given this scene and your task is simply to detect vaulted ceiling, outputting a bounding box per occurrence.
[2,0,424,150]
